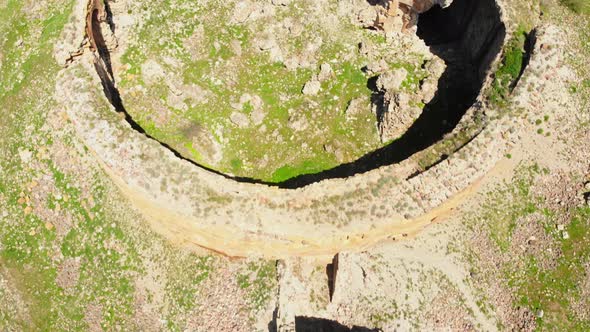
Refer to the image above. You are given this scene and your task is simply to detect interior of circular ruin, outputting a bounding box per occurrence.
[92,0,505,188]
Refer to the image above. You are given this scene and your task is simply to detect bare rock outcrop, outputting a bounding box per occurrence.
[378,93,421,142]
[375,68,419,142]
[358,0,454,34]
[420,56,446,103]
[375,53,446,142]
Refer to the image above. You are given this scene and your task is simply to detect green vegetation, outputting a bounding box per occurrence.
[118,0,429,182]
[0,1,100,326]
[362,295,400,328]
[271,158,335,183]
[511,207,590,331]
[477,164,545,251]
[560,0,590,14]
[489,26,528,108]
[468,164,590,330]
[0,2,258,330]
[163,254,214,330]
[237,260,277,316]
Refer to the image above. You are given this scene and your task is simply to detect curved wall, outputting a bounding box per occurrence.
[53,0,530,257]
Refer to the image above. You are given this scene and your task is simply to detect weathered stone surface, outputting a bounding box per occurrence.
[378,92,422,142]
[420,57,446,103]
[230,111,250,128]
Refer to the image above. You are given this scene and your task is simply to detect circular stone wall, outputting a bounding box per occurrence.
[53,0,537,257]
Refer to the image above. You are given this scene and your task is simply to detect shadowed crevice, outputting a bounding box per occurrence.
[326,254,339,302]
[294,317,383,332]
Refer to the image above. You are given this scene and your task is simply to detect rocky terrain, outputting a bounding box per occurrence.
[107,0,448,182]
[1,0,590,331]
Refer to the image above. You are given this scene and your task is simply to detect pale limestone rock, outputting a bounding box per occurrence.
[365,59,389,75]
[377,68,408,92]
[420,57,446,103]
[302,78,321,96]
[288,116,309,132]
[379,92,422,142]
[230,112,250,128]
[230,39,243,56]
[18,148,33,164]
[189,127,223,165]
[231,0,256,23]
[357,7,378,28]
[345,98,370,119]
[318,63,334,82]
[381,15,405,36]
[141,60,165,85]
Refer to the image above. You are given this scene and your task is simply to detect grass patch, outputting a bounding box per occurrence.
[489,26,528,108]
[237,260,277,316]
[560,0,590,14]
[511,207,590,330]
[163,254,213,330]
[0,2,156,329]
[118,0,430,182]
[469,164,590,330]
[271,157,336,183]
[477,164,544,251]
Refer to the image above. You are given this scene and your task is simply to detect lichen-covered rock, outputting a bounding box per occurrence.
[377,68,408,92]
[230,111,251,128]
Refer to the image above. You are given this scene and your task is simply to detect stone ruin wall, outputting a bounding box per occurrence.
[52,0,560,257]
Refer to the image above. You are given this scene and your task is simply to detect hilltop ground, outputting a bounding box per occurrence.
[1,0,590,331]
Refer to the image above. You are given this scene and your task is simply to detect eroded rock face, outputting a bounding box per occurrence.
[360,0,454,34]
[374,56,446,143]
[401,0,453,13]
[378,93,421,142]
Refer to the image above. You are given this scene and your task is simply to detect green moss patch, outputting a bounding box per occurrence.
[489,26,528,108]
[560,0,590,14]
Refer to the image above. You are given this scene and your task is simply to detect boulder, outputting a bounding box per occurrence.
[230,111,250,128]
[302,77,321,96]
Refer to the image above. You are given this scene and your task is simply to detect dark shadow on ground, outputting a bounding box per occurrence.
[279,0,505,188]
[294,317,383,332]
